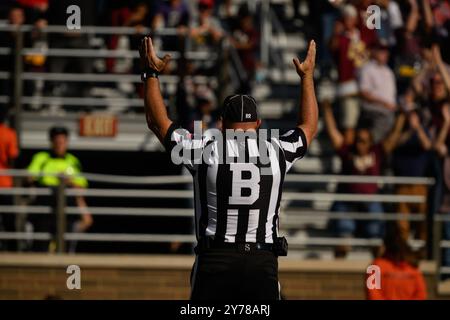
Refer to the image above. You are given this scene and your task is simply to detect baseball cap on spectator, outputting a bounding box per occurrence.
[341,4,357,18]
[221,95,259,123]
[371,39,390,51]
[49,126,69,140]
[199,0,214,10]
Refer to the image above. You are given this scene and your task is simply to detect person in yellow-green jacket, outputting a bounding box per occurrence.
[27,126,93,252]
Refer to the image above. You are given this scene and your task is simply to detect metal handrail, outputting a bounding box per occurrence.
[0,231,425,249]
[0,205,430,221]
[0,187,51,196]
[0,169,436,185]
[285,174,434,185]
[22,72,213,84]
[0,232,51,241]
[0,206,51,214]
[282,192,424,203]
[283,212,427,222]
[5,96,144,107]
[0,72,214,84]
[0,47,218,61]
[0,24,174,35]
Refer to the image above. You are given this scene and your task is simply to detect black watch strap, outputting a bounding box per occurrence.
[141,69,159,82]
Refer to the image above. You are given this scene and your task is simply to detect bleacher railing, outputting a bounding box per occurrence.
[0,170,444,264]
[0,24,245,137]
[2,169,449,292]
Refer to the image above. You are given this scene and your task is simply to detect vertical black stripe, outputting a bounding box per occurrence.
[256,142,272,243]
[198,164,209,238]
[272,146,286,243]
[235,138,251,243]
[235,208,250,243]
[192,171,200,240]
[235,138,250,242]
[215,138,229,241]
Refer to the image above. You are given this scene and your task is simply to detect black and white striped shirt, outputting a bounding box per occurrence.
[164,124,308,244]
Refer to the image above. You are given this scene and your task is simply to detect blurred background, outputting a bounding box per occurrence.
[0,0,450,299]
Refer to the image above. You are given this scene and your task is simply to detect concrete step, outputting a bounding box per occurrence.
[259,99,295,118]
[268,68,300,85]
[252,83,272,101]
[270,34,307,52]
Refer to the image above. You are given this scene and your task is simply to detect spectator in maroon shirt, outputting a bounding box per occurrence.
[322,101,406,258]
[329,4,377,146]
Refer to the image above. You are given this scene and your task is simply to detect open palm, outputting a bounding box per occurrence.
[139,37,171,72]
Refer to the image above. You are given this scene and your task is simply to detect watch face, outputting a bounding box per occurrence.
[141,71,158,81]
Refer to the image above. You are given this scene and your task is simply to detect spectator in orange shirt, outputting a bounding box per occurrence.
[366,223,427,300]
[0,106,19,251]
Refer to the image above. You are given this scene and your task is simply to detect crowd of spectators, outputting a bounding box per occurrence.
[0,0,260,120]
[0,1,449,275]
[311,0,450,266]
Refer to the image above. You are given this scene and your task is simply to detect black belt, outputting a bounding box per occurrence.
[195,237,274,254]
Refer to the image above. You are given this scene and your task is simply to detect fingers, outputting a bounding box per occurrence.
[293,40,316,68]
[162,54,171,64]
[307,40,316,61]
[146,37,153,58]
[140,36,156,60]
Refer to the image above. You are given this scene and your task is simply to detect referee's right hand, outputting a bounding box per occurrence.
[139,37,171,73]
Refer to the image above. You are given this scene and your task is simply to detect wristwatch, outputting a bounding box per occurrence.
[141,68,159,82]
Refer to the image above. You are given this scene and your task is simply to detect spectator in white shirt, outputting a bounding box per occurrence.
[359,41,397,143]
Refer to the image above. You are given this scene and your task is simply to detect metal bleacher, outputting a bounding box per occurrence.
[0,1,372,259]
[1,0,446,264]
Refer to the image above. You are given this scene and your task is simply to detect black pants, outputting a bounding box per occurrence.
[190,249,279,300]
[0,195,15,251]
[28,191,77,252]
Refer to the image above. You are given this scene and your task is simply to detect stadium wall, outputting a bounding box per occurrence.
[0,254,448,300]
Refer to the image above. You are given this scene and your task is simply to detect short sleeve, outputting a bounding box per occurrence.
[67,155,88,188]
[358,64,372,92]
[272,127,308,172]
[163,123,203,173]
[27,152,49,175]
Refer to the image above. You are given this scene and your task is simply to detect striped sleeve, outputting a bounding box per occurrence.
[272,127,308,173]
[163,122,203,173]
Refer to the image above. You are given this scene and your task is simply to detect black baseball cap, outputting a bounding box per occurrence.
[49,126,69,139]
[221,94,259,123]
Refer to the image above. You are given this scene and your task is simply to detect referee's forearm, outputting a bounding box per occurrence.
[144,78,171,141]
[298,75,318,142]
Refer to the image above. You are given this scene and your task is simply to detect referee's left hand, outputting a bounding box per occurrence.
[293,40,316,79]
[139,36,171,73]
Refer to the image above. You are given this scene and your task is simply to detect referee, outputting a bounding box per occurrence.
[139,37,318,300]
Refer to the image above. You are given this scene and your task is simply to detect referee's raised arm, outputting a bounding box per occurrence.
[293,40,319,147]
[139,37,173,144]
